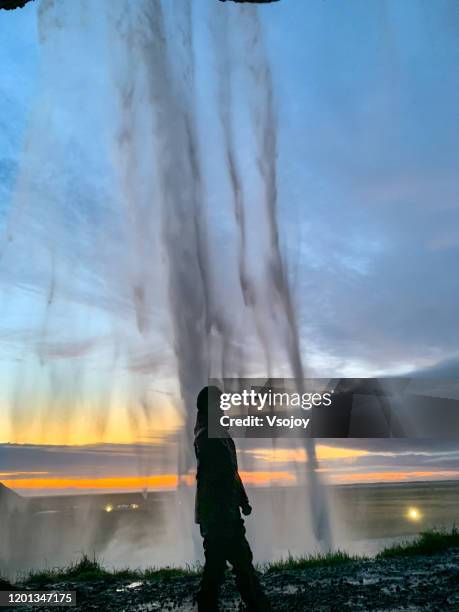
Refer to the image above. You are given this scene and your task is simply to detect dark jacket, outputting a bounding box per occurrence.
[194,416,249,527]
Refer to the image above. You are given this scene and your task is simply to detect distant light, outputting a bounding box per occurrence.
[406,506,422,521]
[105,504,113,513]
[131,503,139,510]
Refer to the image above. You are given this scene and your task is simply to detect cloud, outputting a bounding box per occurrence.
[0,442,177,479]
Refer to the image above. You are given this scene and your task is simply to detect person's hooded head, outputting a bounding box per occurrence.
[195,385,226,436]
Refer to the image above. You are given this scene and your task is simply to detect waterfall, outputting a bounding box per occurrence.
[1,0,331,568]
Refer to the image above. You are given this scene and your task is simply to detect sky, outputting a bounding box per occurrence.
[0,0,459,496]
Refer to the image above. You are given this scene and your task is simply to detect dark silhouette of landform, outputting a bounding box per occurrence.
[0,0,33,9]
[0,483,25,590]
[0,0,279,10]
[0,482,24,514]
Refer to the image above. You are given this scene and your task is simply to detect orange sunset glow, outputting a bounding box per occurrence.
[334,470,459,483]
[245,445,371,463]
[0,400,182,446]
[1,471,296,493]
[4,467,459,495]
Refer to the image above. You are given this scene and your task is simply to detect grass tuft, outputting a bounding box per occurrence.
[24,555,200,586]
[376,526,459,559]
[143,565,200,580]
[261,550,360,574]
[25,554,112,586]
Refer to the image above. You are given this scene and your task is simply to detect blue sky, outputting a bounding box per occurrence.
[0,0,459,492]
[2,0,459,377]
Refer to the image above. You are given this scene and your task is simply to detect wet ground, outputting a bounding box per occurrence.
[4,549,459,611]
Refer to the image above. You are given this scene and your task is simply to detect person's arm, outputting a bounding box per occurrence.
[236,472,252,515]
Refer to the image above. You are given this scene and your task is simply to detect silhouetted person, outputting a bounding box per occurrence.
[194,386,270,612]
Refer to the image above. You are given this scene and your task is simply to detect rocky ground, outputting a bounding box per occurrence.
[3,550,459,611]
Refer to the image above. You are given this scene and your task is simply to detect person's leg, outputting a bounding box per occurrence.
[226,521,271,612]
[196,527,227,612]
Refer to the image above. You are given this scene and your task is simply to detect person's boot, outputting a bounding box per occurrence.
[245,594,272,612]
[194,589,220,612]
[237,576,272,612]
